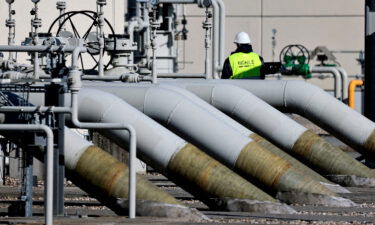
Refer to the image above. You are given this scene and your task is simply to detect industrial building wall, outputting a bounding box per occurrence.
[0,0,364,86]
[180,0,364,90]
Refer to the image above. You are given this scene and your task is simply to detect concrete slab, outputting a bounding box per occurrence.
[116,199,210,222]
[211,198,296,214]
[326,175,375,187]
[320,182,351,193]
[276,192,357,207]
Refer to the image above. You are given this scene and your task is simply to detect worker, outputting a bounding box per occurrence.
[221,32,265,79]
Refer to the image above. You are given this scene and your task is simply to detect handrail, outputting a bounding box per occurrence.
[0,125,53,225]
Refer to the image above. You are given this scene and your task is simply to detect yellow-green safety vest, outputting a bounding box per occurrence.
[229,52,262,79]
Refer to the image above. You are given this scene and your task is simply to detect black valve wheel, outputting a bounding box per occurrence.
[48,10,117,73]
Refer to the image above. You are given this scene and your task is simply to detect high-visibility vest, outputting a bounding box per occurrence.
[229,52,262,79]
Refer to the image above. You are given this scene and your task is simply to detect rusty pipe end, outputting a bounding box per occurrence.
[167,143,276,203]
[235,142,336,196]
[294,130,375,178]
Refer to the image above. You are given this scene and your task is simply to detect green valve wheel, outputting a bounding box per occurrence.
[280,44,311,78]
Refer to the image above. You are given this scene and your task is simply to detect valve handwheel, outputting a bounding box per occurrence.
[48,10,116,73]
[279,44,310,71]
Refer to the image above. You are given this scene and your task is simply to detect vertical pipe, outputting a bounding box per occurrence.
[349,80,364,109]
[365,0,375,121]
[0,125,53,225]
[211,1,219,79]
[128,126,136,218]
[336,67,349,101]
[216,0,225,71]
[310,67,341,100]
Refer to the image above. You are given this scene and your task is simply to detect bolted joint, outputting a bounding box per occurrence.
[121,73,140,83]
[97,0,106,6]
[5,19,15,28]
[32,18,42,28]
[68,69,82,92]
[56,1,66,10]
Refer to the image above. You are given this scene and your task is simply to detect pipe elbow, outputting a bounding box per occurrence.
[143,87,188,123]
[283,80,328,114]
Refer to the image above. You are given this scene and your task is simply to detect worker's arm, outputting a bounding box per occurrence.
[221,58,232,79]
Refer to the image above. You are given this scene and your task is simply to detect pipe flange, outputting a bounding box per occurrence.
[197,0,212,8]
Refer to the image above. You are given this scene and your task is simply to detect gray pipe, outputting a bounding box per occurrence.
[310,66,341,99]
[161,81,375,178]
[64,128,188,216]
[159,84,331,183]
[215,0,225,68]
[74,88,275,203]
[89,84,336,196]
[336,67,349,101]
[211,0,219,79]
[0,45,78,53]
[199,79,375,163]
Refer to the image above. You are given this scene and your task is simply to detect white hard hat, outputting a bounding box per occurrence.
[234,32,251,44]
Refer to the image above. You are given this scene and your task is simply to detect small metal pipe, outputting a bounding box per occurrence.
[215,0,225,70]
[211,0,219,79]
[6,1,16,61]
[203,7,212,79]
[0,124,53,225]
[0,45,77,53]
[97,1,106,77]
[70,90,137,218]
[310,66,341,99]
[81,75,122,81]
[158,0,197,3]
[348,80,364,109]
[157,73,206,78]
[336,67,349,101]
[72,47,87,69]
[0,106,71,113]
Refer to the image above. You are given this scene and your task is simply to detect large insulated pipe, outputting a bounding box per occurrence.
[90,84,336,196]
[159,84,331,183]
[74,88,276,203]
[64,128,182,210]
[365,0,375,122]
[201,79,375,164]
[164,82,375,178]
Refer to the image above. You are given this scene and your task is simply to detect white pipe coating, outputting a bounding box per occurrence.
[310,66,341,99]
[75,88,187,172]
[0,125,53,225]
[89,85,254,168]
[197,79,375,151]
[159,84,253,136]
[162,82,307,150]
